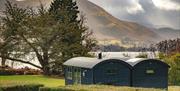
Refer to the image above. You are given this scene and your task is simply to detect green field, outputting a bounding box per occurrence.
[0,75,180,91]
[0,75,65,87]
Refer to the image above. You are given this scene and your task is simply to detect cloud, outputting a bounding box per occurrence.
[152,0,180,10]
[88,0,180,29]
[126,0,144,14]
[89,0,144,14]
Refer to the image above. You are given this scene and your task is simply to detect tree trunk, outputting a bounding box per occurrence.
[43,66,50,75]
[41,57,50,75]
[1,52,7,67]
[11,61,14,68]
[1,57,6,66]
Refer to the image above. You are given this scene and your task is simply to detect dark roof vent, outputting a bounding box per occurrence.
[98,52,102,59]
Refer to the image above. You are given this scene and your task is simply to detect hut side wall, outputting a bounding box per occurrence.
[132,60,168,88]
[81,68,93,84]
[65,66,93,85]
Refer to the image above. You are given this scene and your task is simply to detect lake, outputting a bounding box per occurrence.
[0,52,158,69]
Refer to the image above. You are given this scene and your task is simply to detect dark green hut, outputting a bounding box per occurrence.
[63,57,132,86]
[126,58,170,88]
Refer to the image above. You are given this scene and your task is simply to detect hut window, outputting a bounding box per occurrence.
[146,69,155,74]
[74,68,81,84]
[106,69,118,75]
[67,67,72,80]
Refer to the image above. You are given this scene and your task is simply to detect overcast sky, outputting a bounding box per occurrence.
[88,0,180,29]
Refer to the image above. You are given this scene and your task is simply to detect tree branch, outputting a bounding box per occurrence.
[0,55,42,69]
[20,35,44,65]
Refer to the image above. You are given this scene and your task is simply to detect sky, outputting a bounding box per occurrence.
[88,0,180,29]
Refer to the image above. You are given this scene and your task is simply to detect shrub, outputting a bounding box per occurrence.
[39,87,75,91]
[136,53,148,58]
[158,52,166,60]
[0,66,42,75]
[159,53,180,85]
[165,53,180,85]
[0,84,43,91]
[0,69,16,75]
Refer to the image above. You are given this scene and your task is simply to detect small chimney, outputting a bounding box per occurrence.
[98,52,102,59]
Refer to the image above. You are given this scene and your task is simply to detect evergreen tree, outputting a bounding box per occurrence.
[49,0,79,23]
[49,0,97,73]
[49,0,96,63]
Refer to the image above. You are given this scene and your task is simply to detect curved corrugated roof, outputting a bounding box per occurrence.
[126,58,146,66]
[63,57,129,69]
[126,58,170,67]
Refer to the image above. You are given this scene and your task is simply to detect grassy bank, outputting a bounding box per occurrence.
[168,86,180,91]
[0,75,65,87]
[0,75,180,91]
[56,85,163,91]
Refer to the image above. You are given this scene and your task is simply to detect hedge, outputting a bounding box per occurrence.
[0,66,42,75]
[0,84,43,91]
[39,87,75,91]
[0,86,86,91]
[39,87,87,91]
[0,69,16,75]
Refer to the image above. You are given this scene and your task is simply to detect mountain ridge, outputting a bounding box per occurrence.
[77,0,162,44]
[154,28,180,40]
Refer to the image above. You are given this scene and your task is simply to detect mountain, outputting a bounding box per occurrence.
[1,0,178,46]
[153,28,180,40]
[76,0,162,44]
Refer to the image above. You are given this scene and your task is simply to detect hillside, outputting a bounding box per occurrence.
[77,0,162,44]
[153,28,180,40]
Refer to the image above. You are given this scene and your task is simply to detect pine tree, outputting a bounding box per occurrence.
[49,0,96,73]
[49,0,79,23]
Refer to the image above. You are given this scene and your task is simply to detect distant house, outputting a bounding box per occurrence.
[126,58,170,88]
[63,57,170,89]
[63,57,132,86]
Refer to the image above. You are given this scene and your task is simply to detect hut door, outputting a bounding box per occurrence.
[73,68,81,84]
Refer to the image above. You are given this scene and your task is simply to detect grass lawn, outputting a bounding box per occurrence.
[168,86,180,91]
[0,75,180,91]
[0,75,65,87]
